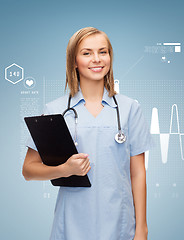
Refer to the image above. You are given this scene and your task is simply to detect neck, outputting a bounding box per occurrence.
[80,80,104,102]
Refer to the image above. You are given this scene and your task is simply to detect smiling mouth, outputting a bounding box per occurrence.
[88,66,104,72]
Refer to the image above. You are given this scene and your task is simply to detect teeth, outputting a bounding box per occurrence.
[90,67,102,70]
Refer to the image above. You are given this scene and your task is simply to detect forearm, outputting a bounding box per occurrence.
[131,170,148,233]
[22,162,68,181]
[22,149,90,181]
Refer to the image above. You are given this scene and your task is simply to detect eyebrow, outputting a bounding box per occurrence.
[80,47,108,52]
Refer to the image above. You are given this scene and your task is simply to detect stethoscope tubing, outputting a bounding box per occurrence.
[62,93,126,144]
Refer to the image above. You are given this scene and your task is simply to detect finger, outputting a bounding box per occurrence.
[82,161,90,173]
[72,153,89,159]
[83,161,90,170]
[80,161,89,171]
[79,157,90,165]
[84,165,91,175]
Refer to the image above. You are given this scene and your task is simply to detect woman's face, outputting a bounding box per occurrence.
[75,33,111,83]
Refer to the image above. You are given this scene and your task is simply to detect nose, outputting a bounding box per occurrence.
[92,53,100,62]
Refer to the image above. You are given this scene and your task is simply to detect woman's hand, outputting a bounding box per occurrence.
[23,149,91,180]
[62,153,91,177]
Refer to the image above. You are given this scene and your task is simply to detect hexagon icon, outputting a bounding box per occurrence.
[5,63,24,84]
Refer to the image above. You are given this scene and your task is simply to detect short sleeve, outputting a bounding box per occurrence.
[128,100,155,157]
[25,104,50,152]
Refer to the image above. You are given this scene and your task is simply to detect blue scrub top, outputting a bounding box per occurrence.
[26,87,154,240]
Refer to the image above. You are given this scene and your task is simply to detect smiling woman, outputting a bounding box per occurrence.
[23,26,154,240]
[75,34,110,83]
[65,27,115,98]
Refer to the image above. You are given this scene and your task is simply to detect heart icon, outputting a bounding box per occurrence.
[26,79,34,87]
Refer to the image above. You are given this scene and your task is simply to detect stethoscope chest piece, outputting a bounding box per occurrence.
[115,132,126,144]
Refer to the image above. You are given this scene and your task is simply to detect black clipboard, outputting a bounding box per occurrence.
[24,114,91,187]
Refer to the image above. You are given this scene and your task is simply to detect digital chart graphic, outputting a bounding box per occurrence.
[150,104,184,163]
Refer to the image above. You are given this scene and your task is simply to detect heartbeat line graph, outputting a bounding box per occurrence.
[145,104,184,170]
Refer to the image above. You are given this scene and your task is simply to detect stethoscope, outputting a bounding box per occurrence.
[62,94,126,146]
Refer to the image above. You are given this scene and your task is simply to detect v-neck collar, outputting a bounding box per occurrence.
[69,86,117,109]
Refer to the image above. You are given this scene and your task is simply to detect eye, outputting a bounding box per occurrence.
[100,51,107,54]
[83,52,90,55]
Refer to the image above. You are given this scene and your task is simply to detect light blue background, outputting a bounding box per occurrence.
[0,0,183,239]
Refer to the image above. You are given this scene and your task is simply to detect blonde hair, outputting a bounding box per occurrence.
[65,27,116,97]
